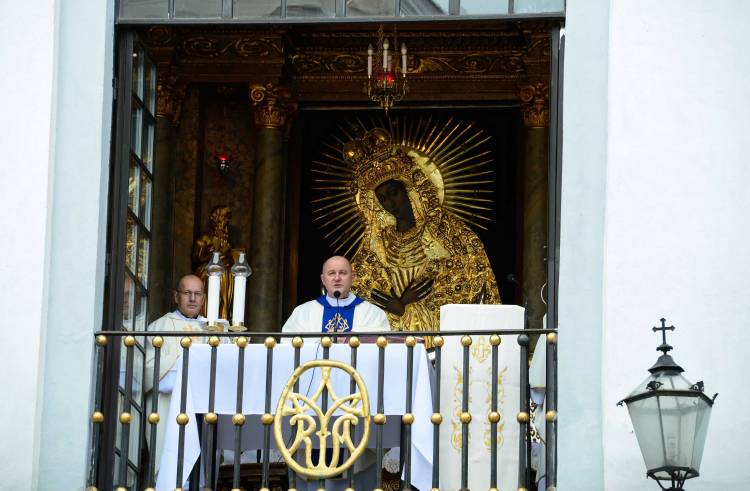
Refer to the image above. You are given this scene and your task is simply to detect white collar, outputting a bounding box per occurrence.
[172,309,206,324]
[325,293,357,307]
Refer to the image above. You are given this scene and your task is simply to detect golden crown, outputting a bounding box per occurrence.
[343,128,416,193]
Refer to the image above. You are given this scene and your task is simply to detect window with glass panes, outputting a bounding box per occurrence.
[114,35,158,489]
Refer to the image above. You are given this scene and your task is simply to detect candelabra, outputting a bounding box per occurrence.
[364,26,408,114]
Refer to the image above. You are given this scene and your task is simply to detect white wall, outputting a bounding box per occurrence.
[561,0,750,489]
[601,1,750,489]
[0,1,114,490]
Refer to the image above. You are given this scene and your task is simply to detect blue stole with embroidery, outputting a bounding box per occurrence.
[316,294,365,333]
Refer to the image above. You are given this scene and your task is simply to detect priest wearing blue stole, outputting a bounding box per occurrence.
[282,255,389,341]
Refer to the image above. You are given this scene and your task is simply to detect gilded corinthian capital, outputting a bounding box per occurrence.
[157,70,187,125]
[517,82,550,129]
[249,83,298,136]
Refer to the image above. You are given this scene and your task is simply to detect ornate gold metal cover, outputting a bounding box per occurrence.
[274,359,370,479]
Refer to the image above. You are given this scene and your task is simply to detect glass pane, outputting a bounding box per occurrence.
[347,0,396,16]
[126,217,138,275]
[132,44,144,100]
[113,451,121,486]
[141,118,154,172]
[119,0,168,19]
[126,405,142,468]
[128,157,140,216]
[134,286,148,340]
[514,0,565,13]
[691,399,712,472]
[140,171,152,229]
[460,0,510,14]
[122,274,136,329]
[130,101,142,158]
[115,394,124,450]
[233,0,281,18]
[175,0,223,18]
[287,0,334,17]
[138,233,150,286]
[143,56,157,115]
[119,345,145,409]
[401,0,448,15]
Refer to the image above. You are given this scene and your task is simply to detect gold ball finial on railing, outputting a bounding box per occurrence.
[349,336,360,348]
[233,413,246,426]
[124,335,136,347]
[265,337,277,348]
[546,410,558,422]
[460,412,472,424]
[261,413,274,425]
[204,412,218,425]
[119,413,132,424]
[148,413,160,424]
[292,336,304,348]
[96,335,107,346]
[461,335,473,347]
[402,413,415,425]
[208,336,221,347]
[373,413,386,425]
[516,412,529,424]
[430,413,443,425]
[405,336,417,347]
[321,336,333,348]
[91,412,104,424]
[547,332,557,344]
[236,336,248,348]
[433,335,444,347]
[176,413,189,425]
[490,334,501,346]
[376,336,388,348]
[152,336,164,348]
[488,411,501,423]
[180,336,192,349]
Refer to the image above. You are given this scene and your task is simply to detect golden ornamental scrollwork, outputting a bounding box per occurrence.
[181,36,281,58]
[517,82,549,129]
[274,360,371,480]
[157,70,187,124]
[249,83,298,136]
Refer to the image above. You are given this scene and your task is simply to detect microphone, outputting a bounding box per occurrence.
[334,291,341,298]
[507,274,530,329]
[333,290,341,343]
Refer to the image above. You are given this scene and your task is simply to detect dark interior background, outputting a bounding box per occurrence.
[294,106,524,309]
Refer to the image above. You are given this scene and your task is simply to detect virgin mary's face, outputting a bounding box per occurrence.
[375,180,411,220]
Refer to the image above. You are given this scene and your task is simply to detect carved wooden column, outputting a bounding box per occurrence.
[247,84,297,333]
[152,71,186,314]
[518,82,549,330]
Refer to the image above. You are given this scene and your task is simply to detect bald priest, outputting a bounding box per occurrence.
[282,256,389,339]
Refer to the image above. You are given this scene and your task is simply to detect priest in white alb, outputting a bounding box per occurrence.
[144,274,229,482]
[282,255,389,340]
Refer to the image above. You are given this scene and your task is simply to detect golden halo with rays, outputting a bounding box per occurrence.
[311,114,495,258]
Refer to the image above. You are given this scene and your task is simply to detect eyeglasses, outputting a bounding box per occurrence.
[176,290,205,298]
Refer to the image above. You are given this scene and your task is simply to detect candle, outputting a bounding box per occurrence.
[387,54,392,72]
[205,251,225,323]
[401,43,407,75]
[382,38,389,71]
[367,44,373,77]
[230,253,251,324]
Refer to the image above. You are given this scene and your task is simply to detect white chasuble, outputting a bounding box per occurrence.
[281,294,390,342]
[439,305,523,491]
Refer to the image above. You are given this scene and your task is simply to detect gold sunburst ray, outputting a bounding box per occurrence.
[312,115,496,257]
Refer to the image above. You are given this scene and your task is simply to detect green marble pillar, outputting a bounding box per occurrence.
[519,83,550,330]
[247,85,297,333]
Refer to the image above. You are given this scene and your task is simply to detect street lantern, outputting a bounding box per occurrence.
[618,319,717,490]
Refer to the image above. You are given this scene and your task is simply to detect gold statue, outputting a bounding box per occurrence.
[193,205,235,320]
[311,117,501,346]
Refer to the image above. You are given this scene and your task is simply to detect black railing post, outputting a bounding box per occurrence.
[204,335,221,490]
[289,336,303,490]
[118,335,136,489]
[431,336,444,491]
[320,336,332,490]
[146,336,164,489]
[87,335,108,489]
[347,336,360,490]
[261,337,276,490]
[175,336,192,490]
[459,335,472,491]
[403,336,417,491]
[546,332,558,490]
[517,333,530,490]
[375,336,387,491]
[233,336,248,490]
[489,334,501,489]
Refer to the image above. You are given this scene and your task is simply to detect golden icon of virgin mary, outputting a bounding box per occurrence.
[312,117,501,345]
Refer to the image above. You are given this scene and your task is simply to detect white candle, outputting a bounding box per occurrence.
[207,276,220,322]
[401,43,407,75]
[382,38,389,71]
[387,54,392,71]
[367,44,373,77]
[232,276,246,324]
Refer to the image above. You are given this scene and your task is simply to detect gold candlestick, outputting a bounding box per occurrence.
[229,321,247,344]
[205,321,224,333]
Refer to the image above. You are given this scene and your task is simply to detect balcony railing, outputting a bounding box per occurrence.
[87,328,558,491]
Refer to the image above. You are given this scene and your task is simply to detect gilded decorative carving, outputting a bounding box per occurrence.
[156,70,186,124]
[291,54,367,74]
[517,82,549,129]
[181,36,281,58]
[146,26,173,45]
[249,84,298,135]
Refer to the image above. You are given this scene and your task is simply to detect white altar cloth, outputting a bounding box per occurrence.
[157,343,435,491]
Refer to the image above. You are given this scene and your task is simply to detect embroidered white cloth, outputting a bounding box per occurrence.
[156,344,434,491]
[438,305,523,491]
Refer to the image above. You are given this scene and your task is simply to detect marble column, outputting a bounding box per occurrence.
[152,73,185,317]
[247,84,297,333]
[518,83,550,330]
